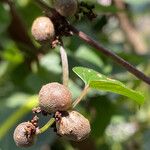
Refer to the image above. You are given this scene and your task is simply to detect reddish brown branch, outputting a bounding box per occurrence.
[35,0,150,85]
[70,26,150,85]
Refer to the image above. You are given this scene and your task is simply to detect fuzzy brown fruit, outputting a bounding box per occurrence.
[31,16,55,42]
[56,110,91,141]
[39,82,72,113]
[54,0,78,17]
[13,122,36,147]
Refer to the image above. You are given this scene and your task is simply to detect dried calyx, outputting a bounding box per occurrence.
[39,82,72,113]
[55,110,91,141]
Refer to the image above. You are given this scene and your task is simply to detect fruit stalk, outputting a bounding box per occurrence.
[37,118,55,134]
[72,85,90,108]
[60,46,69,87]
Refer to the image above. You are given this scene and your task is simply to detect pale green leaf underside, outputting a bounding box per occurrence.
[73,67,144,105]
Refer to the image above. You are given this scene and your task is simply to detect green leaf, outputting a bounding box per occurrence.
[73,67,145,105]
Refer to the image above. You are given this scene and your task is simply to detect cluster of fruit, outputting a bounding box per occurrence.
[39,83,91,142]
[31,0,78,44]
[31,0,96,46]
[13,0,91,148]
[13,83,91,147]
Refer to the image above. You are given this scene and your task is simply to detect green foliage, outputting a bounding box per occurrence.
[0,0,150,150]
[73,67,144,105]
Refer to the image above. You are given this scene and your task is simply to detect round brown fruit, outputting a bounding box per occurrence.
[13,122,36,147]
[54,0,78,17]
[39,82,72,113]
[31,16,55,42]
[56,110,91,141]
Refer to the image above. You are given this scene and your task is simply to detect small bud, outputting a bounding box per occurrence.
[39,82,72,113]
[54,0,78,17]
[31,16,55,42]
[13,122,36,147]
[56,110,91,141]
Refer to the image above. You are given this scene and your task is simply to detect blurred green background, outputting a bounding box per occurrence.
[0,0,150,149]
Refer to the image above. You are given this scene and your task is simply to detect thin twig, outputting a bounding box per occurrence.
[70,26,150,85]
[60,46,69,87]
[34,0,150,85]
[72,85,90,108]
[37,118,55,134]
